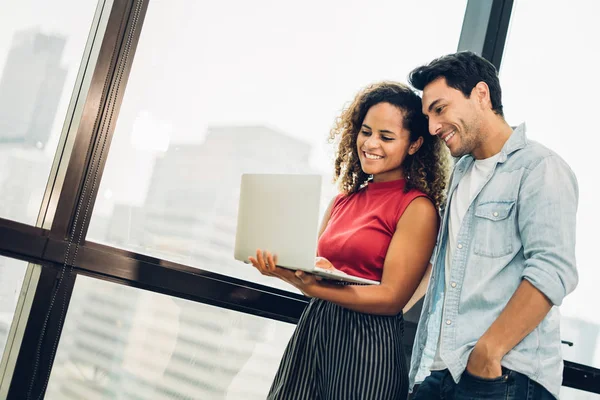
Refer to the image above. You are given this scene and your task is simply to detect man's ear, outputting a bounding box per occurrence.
[409,136,424,155]
[473,81,492,110]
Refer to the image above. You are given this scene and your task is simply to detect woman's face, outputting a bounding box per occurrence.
[356,102,421,182]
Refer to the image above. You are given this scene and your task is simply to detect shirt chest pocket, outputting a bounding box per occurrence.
[473,201,516,258]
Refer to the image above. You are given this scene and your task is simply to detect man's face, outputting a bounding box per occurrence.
[422,77,483,158]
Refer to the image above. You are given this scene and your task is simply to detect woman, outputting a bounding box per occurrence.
[249,81,450,399]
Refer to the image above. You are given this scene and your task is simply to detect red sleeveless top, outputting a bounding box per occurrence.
[317,179,428,281]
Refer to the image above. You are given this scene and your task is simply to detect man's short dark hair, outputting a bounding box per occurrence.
[409,51,504,117]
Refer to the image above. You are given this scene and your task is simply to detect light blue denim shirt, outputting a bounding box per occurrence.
[408,123,578,399]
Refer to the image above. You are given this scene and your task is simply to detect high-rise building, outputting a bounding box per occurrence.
[0,148,52,223]
[46,125,314,399]
[105,125,316,282]
[0,257,27,356]
[0,29,68,149]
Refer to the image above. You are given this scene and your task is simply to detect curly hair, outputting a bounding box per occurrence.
[329,81,451,210]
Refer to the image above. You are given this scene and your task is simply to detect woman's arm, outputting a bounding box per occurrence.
[299,197,438,315]
[253,196,438,316]
[317,196,336,239]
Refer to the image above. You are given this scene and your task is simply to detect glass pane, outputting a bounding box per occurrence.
[500,0,600,368]
[46,275,296,399]
[0,257,28,360]
[88,0,468,291]
[0,0,99,224]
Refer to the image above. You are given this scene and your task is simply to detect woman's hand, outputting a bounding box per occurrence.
[314,256,347,274]
[248,249,296,285]
[248,250,324,295]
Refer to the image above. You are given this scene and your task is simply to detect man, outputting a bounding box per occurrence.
[408,51,578,399]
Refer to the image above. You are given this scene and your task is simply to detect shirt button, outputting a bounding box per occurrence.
[451,282,457,288]
[457,243,463,249]
[493,211,499,217]
[446,320,452,325]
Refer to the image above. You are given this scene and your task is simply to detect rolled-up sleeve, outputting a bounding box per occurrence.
[518,155,579,306]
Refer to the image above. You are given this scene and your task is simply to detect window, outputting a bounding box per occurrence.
[46,276,296,399]
[88,0,469,290]
[0,0,100,225]
[0,257,27,360]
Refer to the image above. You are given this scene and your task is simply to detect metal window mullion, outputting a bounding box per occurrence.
[4,0,151,398]
[457,0,514,70]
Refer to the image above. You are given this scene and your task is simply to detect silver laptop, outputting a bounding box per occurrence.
[234,173,379,285]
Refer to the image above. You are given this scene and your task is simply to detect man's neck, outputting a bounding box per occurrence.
[472,117,513,160]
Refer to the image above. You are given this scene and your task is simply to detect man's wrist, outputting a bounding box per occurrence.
[477,335,507,361]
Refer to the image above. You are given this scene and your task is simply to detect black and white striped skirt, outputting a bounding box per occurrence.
[268,298,408,400]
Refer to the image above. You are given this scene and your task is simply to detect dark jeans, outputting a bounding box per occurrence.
[411,368,555,400]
